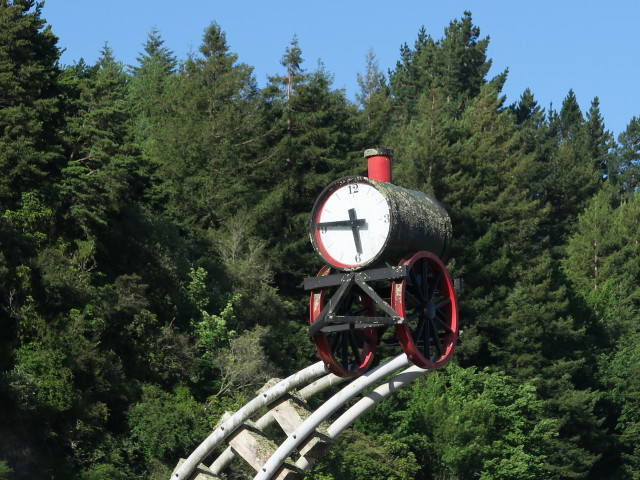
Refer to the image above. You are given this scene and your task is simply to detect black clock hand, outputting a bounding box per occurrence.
[315,219,366,228]
[348,208,363,255]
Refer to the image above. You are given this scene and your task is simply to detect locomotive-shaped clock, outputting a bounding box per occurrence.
[304,148,459,377]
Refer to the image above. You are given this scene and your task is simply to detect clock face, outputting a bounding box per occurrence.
[311,179,391,269]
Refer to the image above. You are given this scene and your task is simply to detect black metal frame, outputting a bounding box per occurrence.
[305,265,409,336]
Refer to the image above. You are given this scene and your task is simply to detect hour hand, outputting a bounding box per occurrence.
[348,208,363,254]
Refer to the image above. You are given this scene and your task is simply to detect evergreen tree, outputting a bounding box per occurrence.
[564,187,640,479]
[58,45,137,239]
[612,116,640,198]
[510,89,559,200]
[355,48,392,147]
[392,78,604,477]
[388,12,491,121]
[256,38,359,294]
[0,0,63,209]
[130,26,177,77]
[539,91,603,247]
[128,27,178,175]
[147,22,263,230]
[584,97,613,179]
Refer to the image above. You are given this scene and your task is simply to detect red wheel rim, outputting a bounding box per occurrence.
[391,251,458,369]
[309,265,378,377]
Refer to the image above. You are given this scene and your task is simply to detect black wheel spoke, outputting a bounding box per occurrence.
[421,260,429,300]
[348,331,361,363]
[435,298,450,309]
[427,271,441,300]
[330,332,341,351]
[340,333,349,367]
[409,269,426,303]
[432,313,453,334]
[414,316,426,343]
[429,319,443,357]
[422,319,432,359]
[310,266,379,377]
[328,290,372,371]
[405,290,422,308]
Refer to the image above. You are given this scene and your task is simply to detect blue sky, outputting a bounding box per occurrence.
[42,0,639,139]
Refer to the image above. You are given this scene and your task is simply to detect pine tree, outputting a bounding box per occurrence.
[130,26,177,77]
[127,28,179,215]
[392,80,605,477]
[0,0,65,421]
[564,187,640,478]
[256,38,359,296]
[388,12,491,122]
[539,91,603,247]
[584,97,613,179]
[0,0,63,209]
[129,27,177,155]
[388,28,435,120]
[147,22,263,230]
[437,11,491,101]
[612,116,640,198]
[355,48,392,147]
[58,45,137,238]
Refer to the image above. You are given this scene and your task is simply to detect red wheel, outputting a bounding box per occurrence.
[309,265,378,377]
[391,251,458,369]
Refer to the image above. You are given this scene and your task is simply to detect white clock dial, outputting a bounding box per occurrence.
[312,180,391,269]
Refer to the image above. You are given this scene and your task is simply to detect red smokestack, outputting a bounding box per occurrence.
[364,148,394,183]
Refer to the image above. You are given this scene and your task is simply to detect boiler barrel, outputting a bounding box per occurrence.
[373,179,452,264]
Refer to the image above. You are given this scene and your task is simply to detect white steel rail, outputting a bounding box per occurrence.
[293,364,430,473]
[171,354,431,480]
[209,371,348,475]
[252,354,411,480]
[171,361,328,480]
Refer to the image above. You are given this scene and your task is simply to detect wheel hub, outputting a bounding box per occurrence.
[423,300,436,320]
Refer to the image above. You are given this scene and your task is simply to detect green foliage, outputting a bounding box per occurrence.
[191,289,238,353]
[612,116,640,198]
[388,12,491,120]
[257,39,360,296]
[0,461,12,480]
[78,463,128,480]
[314,430,419,480]
[7,341,76,414]
[210,325,278,397]
[565,186,640,335]
[0,0,63,208]
[126,384,210,473]
[355,48,392,147]
[390,365,559,480]
[1,191,52,245]
[565,188,640,479]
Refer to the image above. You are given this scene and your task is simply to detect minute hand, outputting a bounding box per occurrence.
[315,219,366,228]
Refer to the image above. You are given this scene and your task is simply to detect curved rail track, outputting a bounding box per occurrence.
[171,353,431,480]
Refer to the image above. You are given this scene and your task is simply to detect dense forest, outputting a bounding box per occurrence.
[1,1,639,479]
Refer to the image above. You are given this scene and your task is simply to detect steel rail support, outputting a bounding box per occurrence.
[253,354,411,480]
[293,364,430,473]
[328,364,429,438]
[171,361,328,480]
[209,372,348,475]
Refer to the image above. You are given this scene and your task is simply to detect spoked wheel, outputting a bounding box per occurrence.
[309,265,378,377]
[391,251,458,369]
